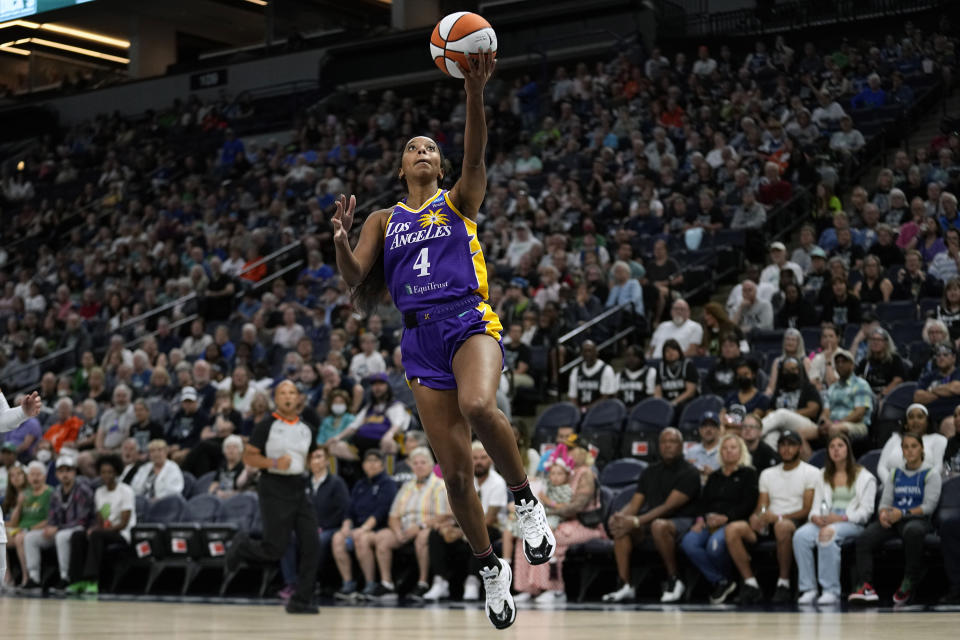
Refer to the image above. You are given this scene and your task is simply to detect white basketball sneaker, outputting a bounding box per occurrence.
[515,499,556,565]
[479,559,516,630]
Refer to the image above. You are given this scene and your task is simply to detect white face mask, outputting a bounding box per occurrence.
[36,449,52,463]
[331,403,347,416]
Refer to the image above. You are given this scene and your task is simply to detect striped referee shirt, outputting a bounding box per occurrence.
[249,412,316,477]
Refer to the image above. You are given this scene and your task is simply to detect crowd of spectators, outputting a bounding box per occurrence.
[3,17,960,606]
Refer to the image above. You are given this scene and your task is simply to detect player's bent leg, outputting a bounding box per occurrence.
[412,380,515,629]
[452,334,555,566]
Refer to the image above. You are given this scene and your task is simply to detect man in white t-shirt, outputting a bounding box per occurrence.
[760,242,804,287]
[348,333,387,381]
[724,431,817,606]
[74,454,136,595]
[647,299,704,358]
[567,341,618,410]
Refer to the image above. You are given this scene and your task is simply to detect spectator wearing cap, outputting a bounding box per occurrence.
[732,280,774,333]
[22,455,93,592]
[725,430,819,605]
[330,448,397,599]
[849,432,941,606]
[328,372,410,461]
[686,412,722,484]
[680,433,758,604]
[130,439,184,502]
[164,386,210,464]
[603,428,700,604]
[793,433,877,606]
[819,349,873,443]
[567,340,617,410]
[648,299,703,358]
[761,242,804,289]
[496,278,533,330]
[802,246,830,298]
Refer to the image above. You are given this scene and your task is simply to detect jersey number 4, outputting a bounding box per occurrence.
[413,247,431,277]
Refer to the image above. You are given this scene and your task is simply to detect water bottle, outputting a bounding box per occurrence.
[759,504,770,535]
[820,499,830,517]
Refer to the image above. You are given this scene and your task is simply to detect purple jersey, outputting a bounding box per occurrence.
[383,188,489,313]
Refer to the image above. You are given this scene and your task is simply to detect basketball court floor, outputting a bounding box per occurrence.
[2,596,959,639]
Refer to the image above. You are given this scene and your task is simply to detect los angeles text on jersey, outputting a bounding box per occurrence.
[386,219,453,250]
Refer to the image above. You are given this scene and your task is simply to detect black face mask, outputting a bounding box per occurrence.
[737,376,754,390]
[781,372,800,389]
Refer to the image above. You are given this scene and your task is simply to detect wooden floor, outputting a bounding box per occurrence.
[2,597,959,639]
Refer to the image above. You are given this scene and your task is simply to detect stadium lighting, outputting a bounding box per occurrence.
[30,38,129,63]
[0,19,129,48]
[244,0,268,5]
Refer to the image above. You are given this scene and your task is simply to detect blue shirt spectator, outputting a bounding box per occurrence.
[606,262,645,315]
[220,130,245,167]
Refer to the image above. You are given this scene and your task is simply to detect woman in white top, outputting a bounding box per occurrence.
[131,439,185,501]
[0,390,43,586]
[792,433,876,605]
[877,404,947,484]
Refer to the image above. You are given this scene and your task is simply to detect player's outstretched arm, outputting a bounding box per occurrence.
[332,193,387,287]
[0,390,40,433]
[450,50,495,219]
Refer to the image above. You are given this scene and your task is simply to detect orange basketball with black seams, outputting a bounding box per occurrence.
[430,11,498,79]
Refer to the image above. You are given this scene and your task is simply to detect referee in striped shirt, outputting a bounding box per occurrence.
[226,380,319,614]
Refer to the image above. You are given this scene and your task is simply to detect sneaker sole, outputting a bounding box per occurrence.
[710,583,738,605]
[486,561,517,630]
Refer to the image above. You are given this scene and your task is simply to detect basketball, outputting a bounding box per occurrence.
[430,11,498,79]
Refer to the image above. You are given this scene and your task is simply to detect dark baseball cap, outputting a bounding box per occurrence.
[366,372,389,384]
[778,430,803,445]
[700,411,720,426]
[363,448,385,462]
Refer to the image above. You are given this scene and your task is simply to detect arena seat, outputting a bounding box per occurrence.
[580,399,627,469]
[678,395,724,435]
[620,398,673,462]
[599,458,647,490]
[531,402,581,453]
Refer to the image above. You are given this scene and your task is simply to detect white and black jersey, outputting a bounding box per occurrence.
[656,359,699,401]
[617,366,656,406]
[249,412,317,480]
[568,360,618,406]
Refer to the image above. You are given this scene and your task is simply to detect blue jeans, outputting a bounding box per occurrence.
[281,529,335,587]
[792,520,863,596]
[680,526,731,585]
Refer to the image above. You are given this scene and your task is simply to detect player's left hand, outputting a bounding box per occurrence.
[459,48,495,95]
[20,391,41,418]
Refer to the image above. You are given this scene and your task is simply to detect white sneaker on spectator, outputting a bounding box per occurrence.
[480,560,516,630]
[463,575,481,601]
[797,590,818,605]
[817,592,840,606]
[534,589,567,605]
[423,576,450,601]
[515,499,556,565]
[513,592,533,603]
[602,583,635,603]
[660,576,685,603]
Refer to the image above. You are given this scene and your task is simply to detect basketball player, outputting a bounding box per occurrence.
[0,390,42,586]
[332,50,554,630]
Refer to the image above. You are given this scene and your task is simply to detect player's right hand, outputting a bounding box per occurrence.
[332,193,356,245]
[276,454,292,471]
